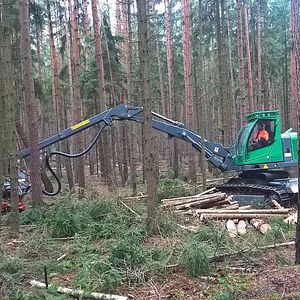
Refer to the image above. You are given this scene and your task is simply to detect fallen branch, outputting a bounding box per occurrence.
[177,224,200,232]
[118,199,141,218]
[123,195,147,201]
[210,241,295,262]
[51,237,75,241]
[30,280,130,300]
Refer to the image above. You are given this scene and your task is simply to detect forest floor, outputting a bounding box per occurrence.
[0,175,300,300]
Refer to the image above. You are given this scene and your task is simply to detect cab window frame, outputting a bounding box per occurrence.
[247,119,276,151]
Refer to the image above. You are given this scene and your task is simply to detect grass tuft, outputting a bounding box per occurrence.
[181,241,210,277]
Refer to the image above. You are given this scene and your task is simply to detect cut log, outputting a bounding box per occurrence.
[237,220,247,235]
[161,192,227,207]
[195,209,290,215]
[173,195,228,210]
[238,205,252,210]
[193,187,216,197]
[250,219,271,234]
[200,213,285,221]
[271,199,284,210]
[284,212,297,224]
[30,280,129,300]
[226,220,237,237]
[220,203,240,210]
[234,209,290,214]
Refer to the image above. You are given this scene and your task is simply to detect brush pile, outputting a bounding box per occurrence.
[161,188,295,236]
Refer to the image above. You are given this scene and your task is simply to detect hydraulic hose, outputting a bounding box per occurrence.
[43,124,107,196]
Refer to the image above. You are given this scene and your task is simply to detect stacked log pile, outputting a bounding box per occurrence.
[161,188,295,236]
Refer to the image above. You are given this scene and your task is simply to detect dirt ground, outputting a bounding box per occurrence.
[116,247,300,300]
[1,223,300,300]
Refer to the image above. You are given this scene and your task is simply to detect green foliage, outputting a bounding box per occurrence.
[0,256,23,275]
[157,210,180,236]
[109,232,147,268]
[75,255,123,293]
[14,289,67,300]
[20,207,46,225]
[214,285,237,300]
[181,241,210,277]
[45,198,90,238]
[158,178,190,200]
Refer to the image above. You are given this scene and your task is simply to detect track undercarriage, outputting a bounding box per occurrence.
[216,170,298,207]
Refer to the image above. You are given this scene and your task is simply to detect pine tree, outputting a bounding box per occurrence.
[19,0,43,207]
[137,0,158,234]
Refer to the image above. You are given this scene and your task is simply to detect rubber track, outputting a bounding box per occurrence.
[215,183,291,203]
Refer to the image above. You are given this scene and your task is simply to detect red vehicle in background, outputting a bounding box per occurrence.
[1,172,30,213]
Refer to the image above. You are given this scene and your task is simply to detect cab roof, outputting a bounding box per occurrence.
[246,110,279,122]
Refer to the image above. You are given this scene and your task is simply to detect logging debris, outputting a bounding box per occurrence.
[162,189,295,237]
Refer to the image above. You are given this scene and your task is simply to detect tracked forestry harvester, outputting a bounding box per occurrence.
[3,104,298,210]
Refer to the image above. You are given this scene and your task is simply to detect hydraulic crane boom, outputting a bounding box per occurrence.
[19,104,235,172]
[14,104,299,204]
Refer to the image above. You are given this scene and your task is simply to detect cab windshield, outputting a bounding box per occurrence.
[235,124,251,154]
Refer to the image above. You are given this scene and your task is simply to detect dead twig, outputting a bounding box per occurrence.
[118,199,141,218]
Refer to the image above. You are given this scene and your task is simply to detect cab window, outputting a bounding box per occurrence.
[248,120,275,151]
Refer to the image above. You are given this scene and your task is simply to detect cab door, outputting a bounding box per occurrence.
[244,119,283,164]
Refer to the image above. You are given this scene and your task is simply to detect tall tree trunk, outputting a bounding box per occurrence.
[91,0,113,187]
[257,3,262,110]
[154,11,166,116]
[294,0,300,264]
[126,0,137,195]
[47,0,62,179]
[182,0,196,183]
[70,0,85,192]
[64,0,74,124]
[154,9,167,161]
[137,0,158,234]
[290,0,298,130]
[84,0,90,35]
[64,0,75,189]
[0,4,19,232]
[196,0,206,191]
[244,4,254,112]
[236,0,246,123]
[164,0,178,177]
[18,0,43,207]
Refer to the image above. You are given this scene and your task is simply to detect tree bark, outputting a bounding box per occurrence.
[182,0,196,183]
[257,3,262,110]
[196,0,207,191]
[0,4,19,232]
[70,0,85,192]
[244,4,254,112]
[290,0,298,131]
[18,0,43,207]
[91,0,113,187]
[294,0,300,264]
[236,0,246,123]
[164,0,179,177]
[137,0,158,234]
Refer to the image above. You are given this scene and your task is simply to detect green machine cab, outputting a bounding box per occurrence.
[233,110,298,171]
